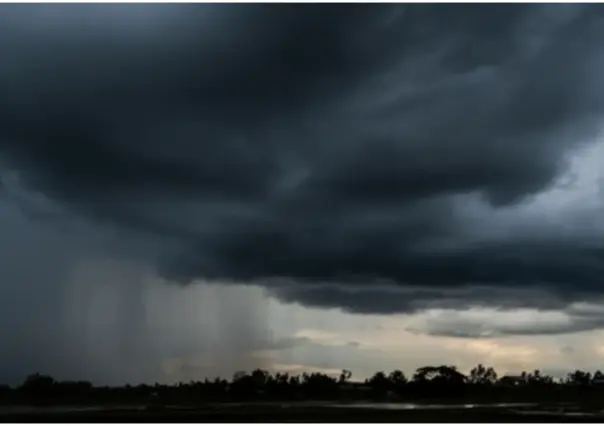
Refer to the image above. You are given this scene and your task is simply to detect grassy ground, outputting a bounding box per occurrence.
[1,404,603,423]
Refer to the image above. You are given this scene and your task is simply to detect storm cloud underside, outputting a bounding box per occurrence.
[1,4,604,367]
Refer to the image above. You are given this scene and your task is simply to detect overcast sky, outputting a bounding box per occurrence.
[1,4,604,386]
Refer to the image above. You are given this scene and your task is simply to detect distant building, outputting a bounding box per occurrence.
[592,377,604,386]
[498,375,525,386]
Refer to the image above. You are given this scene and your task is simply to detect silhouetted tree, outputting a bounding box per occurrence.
[20,373,55,399]
[302,372,338,400]
[388,369,407,385]
[7,364,604,406]
[468,364,497,385]
[339,369,352,384]
[567,370,592,386]
[413,365,466,384]
[366,371,391,398]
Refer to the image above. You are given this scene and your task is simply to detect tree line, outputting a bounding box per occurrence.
[2,365,604,405]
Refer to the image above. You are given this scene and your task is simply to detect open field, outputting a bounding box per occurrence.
[2,402,604,423]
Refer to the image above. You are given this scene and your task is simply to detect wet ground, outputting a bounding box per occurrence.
[2,401,604,422]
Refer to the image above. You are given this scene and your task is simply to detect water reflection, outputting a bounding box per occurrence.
[0,405,145,415]
[328,402,536,410]
[3,401,603,419]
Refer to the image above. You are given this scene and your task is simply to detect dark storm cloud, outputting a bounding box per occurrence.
[1,4,604,314]
[406,302,604,338]
[266,282,575,316]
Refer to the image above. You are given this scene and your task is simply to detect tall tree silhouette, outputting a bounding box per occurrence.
[468,364,498,385]
[8,363,604,406]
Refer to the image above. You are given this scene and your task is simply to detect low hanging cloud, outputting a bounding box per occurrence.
[1,4,604,317]
[407,302,604,338]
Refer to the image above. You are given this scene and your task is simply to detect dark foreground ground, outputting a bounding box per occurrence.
[2,403,604,423]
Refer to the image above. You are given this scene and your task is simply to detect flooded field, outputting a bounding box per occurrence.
[0,405,146,415]
[2,401,604,422]
[327,402,537,410]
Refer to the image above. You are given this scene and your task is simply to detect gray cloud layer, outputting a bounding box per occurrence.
[1,4,604,315]
[406,302,604,338]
